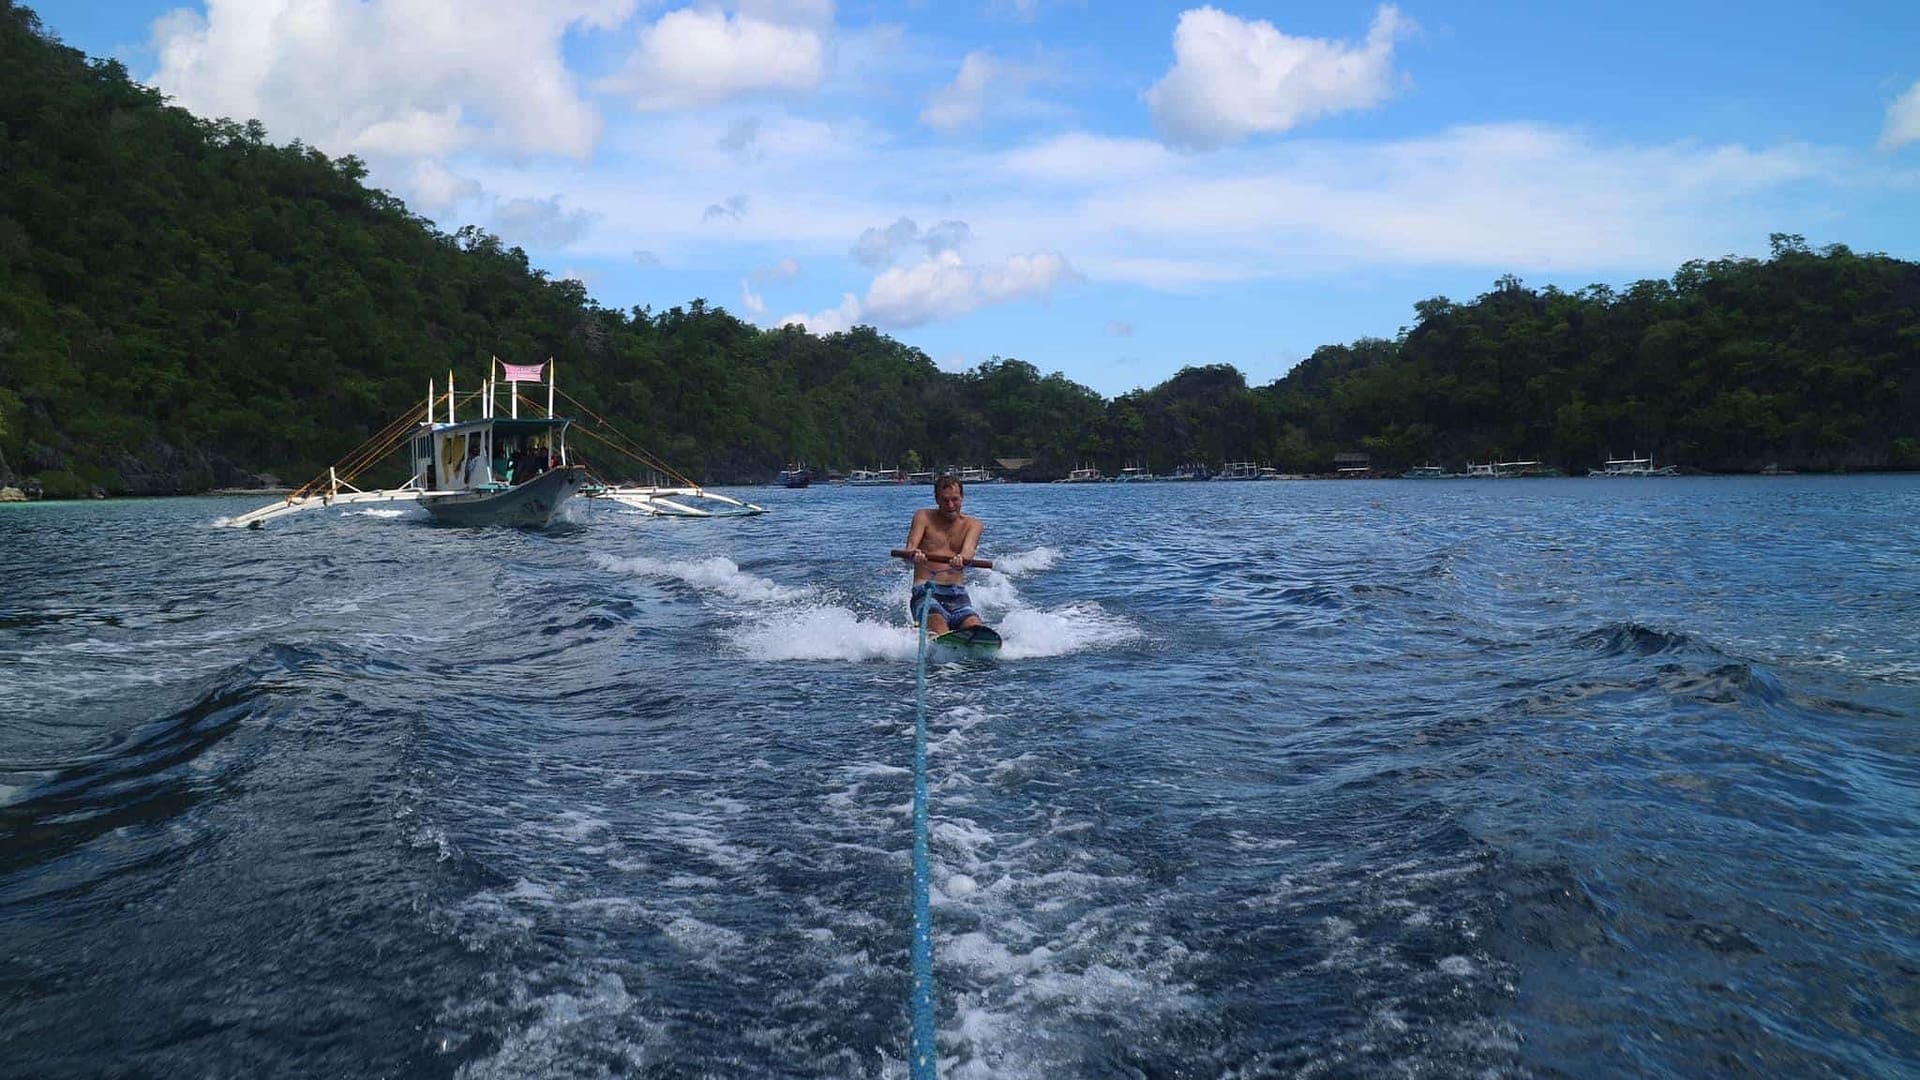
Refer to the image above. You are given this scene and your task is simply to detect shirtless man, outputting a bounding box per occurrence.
[903,474,985,636]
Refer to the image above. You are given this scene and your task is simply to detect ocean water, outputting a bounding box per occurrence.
[1,478,1915,1078]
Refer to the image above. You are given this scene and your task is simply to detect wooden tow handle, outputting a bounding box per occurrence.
[891,548,993,569]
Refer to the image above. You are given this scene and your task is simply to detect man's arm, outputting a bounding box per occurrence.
[904,510,930,562]
[956,516,983,562]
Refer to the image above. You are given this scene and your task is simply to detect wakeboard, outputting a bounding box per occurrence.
[930,625,1003,656]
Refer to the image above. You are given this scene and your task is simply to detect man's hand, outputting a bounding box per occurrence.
[910,549,928,566]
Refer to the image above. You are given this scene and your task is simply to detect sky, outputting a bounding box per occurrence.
[32,0,1920,396]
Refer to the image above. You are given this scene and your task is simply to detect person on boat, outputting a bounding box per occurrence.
[903,474,985,636]
[492,444,513,485]
[463,442,490,488]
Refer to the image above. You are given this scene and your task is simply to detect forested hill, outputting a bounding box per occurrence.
[2,1,1916,497]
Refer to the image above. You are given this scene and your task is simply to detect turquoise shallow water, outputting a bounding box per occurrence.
[2,477,1917,1078]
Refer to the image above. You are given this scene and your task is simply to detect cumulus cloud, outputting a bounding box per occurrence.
[851,217,972,266]
[779,292,864,335]
[864,250,1079,327]
[776,249,1074,332]
[404,159,482,213]
[147,0,629,160]
[603,7,825,110]
[1147,4,1410,151]
[492,196,598,250]
[1881,79,1920,150]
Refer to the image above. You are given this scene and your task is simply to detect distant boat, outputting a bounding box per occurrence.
[1402,463,1453,479]
[1054,465,1106,483]
[778,464,812,488]
[1164,463,1211,481]
[1588,453,1678,477]
[1466,459,1547,479]
[847,467,904,486]
[906,470,936,486]
[1114,463,1153,482]
[954,465,999,484]
[1216,461,1262,481]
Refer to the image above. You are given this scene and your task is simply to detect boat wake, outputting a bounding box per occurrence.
[593,548,1137,662]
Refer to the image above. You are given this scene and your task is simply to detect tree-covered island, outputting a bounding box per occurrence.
[2,1,1915,498]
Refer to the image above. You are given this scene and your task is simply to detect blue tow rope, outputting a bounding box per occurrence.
[910,587,938,1080]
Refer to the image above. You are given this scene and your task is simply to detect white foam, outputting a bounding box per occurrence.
[731,606,919,662]
[992,547,1059,574]
[594,553,803,603]
[348,507,407,519]
[996,603,1142,660]
[663,914,746,953]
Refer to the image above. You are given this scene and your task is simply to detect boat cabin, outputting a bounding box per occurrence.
[413,416,572,492]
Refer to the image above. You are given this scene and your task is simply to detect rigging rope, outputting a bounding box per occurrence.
[547,389,703,489]
[910,587,938,1080]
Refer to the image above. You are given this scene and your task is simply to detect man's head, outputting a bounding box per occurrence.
[933,474,964,516]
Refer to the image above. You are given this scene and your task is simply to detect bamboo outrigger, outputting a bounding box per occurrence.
[220,359,764,529]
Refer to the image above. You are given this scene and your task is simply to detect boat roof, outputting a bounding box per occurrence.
[425,417,571,435]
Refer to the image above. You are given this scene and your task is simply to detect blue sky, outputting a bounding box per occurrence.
[33,0,1920,396]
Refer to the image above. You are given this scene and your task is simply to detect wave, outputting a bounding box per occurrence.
[0,652,285,881]
[1570,621,1711,658]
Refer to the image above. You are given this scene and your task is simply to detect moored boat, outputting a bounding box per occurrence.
[1588,453,1678,477]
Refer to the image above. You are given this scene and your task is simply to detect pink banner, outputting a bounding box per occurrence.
[501,361,544,382]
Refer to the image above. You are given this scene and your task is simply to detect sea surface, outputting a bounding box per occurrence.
[1,477,1916,1079]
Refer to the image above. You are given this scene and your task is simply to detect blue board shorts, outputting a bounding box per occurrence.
[909,581,978,627]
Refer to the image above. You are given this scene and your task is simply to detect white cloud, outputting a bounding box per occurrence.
[634,250,662,266]
[404,159,482,213]
[604,8,825,111]
[1059,124,1829,284]
[492,196,598,250]
[1882,79,1920,151]
[863,250,1079,326]
[1106,320,1135,336]
[1147,4,1410,151]
[740,277,767,317]
[922,49,1061,133]
[779,292,863,334]
[774,249,1075,332]
[147,0,629,160]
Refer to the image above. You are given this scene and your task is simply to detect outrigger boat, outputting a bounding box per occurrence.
[221,359,764,529]
[1588,453,1678,477]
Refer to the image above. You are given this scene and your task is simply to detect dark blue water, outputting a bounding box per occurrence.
[2,478,1916,1078]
